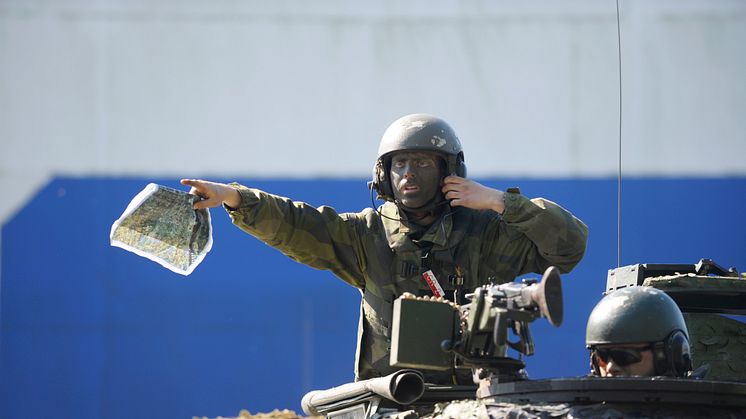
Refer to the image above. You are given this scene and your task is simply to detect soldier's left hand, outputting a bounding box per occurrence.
[442,175,506,214]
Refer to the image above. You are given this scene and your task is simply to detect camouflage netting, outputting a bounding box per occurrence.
[644,273,746,292]
[485,402,746,419]
[194,409,320,419]
[368,400,746,419]
[369,400,490,419]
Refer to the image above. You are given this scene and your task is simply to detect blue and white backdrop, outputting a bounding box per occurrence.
[1,1,745,418]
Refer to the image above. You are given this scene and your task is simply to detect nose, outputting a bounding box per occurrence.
[402,163,415,179]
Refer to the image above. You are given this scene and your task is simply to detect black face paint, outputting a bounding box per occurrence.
[389,151,443,210]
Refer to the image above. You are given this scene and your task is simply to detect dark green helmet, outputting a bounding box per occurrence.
[376,114,464,159]
[586,286,692,377]
[370,114,466,202]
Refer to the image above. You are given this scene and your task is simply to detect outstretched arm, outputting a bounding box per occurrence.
[181,179,367,288]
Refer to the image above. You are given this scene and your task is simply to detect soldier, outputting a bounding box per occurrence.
[181,113,588,383]
[586,286,693,378]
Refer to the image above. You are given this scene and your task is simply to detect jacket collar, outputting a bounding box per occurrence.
[380,202,452,251]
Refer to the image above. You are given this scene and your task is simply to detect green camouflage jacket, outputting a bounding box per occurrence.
[226,185,588,382]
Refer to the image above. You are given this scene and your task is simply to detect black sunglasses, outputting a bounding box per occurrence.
[593,346,653,367]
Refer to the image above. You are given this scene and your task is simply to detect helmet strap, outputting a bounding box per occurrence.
[395,200,448,225]
[589,351,601,376]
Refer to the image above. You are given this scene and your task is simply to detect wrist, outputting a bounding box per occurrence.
[500,187,522,216]
[222,186,242,209]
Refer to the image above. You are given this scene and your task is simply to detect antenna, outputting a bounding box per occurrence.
[616,0,623,268]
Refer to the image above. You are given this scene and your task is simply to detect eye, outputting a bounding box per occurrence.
[392,160,406,168]
[417,159,433,168]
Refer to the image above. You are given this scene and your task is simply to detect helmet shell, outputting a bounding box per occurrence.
[586,286,689,346]
[377,114,463,160]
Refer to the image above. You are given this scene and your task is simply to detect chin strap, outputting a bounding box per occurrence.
[394,192,450,221]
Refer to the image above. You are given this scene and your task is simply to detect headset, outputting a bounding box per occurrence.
[651,330,692,378]
[369,152,466,203]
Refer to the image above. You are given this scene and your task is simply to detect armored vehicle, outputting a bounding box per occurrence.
[301,260,746,419]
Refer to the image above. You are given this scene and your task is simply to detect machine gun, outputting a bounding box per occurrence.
[390,266,563,382]
[457,265,562,380]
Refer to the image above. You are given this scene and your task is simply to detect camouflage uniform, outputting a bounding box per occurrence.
[226,185,588,381]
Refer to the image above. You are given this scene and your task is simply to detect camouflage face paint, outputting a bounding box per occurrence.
[389,151,443,210]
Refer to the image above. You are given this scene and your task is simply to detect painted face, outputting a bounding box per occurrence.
[389,151,443,210]
[593,343,657,377]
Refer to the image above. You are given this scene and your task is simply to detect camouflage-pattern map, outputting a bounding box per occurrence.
[110,183,212,275]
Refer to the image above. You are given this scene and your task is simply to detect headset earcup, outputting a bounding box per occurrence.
[666,331,692,377]
[446,155,467,178]
[457,160,467,178]
[372,159,394,201]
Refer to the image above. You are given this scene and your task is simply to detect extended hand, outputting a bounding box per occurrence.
[442,176,506,214]
[180,179,241,210]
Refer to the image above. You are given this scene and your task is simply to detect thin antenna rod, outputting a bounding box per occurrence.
[616,0,623,268]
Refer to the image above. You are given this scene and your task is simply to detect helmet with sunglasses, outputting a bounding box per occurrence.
[586,286,692,378]
[370,114,466,202]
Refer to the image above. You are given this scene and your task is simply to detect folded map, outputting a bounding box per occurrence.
[110,183,212,275]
